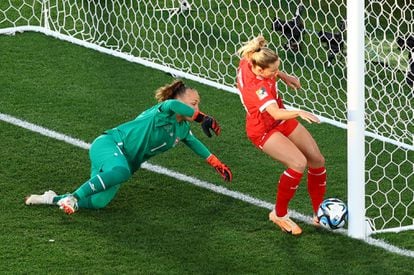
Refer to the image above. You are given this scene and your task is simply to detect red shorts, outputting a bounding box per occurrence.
[248,119,299,149]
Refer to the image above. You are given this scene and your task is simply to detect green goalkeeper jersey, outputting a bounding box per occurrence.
[104,99,211,172]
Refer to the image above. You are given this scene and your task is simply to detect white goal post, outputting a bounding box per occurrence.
[346,0,365,239]
[1,0,413,239]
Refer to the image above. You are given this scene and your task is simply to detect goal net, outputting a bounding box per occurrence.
[1,0,413,236]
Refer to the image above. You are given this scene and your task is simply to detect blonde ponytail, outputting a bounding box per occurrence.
[237,35,267,57]
[237,35,279,68]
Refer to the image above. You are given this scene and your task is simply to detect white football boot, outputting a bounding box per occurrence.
[25,190,57,205]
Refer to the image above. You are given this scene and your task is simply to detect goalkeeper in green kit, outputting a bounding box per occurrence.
[25,80,232,214]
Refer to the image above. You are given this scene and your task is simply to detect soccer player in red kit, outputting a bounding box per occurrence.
[236,36,326,235]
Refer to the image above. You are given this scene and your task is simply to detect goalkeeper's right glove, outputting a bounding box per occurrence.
[206,154,233,182]
[192,110,221,138]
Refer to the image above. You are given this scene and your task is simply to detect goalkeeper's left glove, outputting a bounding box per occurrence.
[192,110,221,138]
[206,154,233,182]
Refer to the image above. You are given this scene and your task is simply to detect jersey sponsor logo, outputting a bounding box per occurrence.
[256,87,268,100]
[88,181,96,191]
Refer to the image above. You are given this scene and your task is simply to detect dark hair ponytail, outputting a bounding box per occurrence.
[155,80,188,102]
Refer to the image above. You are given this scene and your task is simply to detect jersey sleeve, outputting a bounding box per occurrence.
[159,99,195,117]
[182,130,211,159]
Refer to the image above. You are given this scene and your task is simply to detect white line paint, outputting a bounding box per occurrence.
[1,112,413,258]
[0,113,90,150]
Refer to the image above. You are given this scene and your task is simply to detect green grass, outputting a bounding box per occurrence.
[1,32,414,274]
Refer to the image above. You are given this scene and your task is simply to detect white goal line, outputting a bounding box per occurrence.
[0,112,413,258]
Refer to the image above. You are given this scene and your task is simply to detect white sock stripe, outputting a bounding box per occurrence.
[308,169,326,176]
[283,171,295,178]
[96,174,106,190]
[284,170,303,179]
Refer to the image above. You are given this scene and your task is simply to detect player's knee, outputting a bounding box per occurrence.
[91,199,111,209]
[309,153,325,168]
[289,155,307,173]
[79,195,112,209]
[111,166,131,183]
[317,154,326,167]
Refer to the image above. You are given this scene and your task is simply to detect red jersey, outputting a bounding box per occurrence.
[236,58,285,141]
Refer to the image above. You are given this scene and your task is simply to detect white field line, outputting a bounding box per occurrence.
[1,112,414,258]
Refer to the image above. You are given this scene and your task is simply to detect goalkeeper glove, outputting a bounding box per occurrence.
[192,110,221,138]
[206,154,233,182]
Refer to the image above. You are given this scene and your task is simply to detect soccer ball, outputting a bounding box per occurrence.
[317,198,348,230]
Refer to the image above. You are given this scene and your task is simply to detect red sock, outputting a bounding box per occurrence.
[275,168,303,217]
[307,167,327,213]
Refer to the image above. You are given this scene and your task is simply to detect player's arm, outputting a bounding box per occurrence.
[160,99,221,137]
[159,99,197,117]
[265,103,320,124]
[182,132,232,182]
[276,71,301,90]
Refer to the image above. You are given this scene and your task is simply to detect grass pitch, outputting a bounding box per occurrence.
[1,32,413,274]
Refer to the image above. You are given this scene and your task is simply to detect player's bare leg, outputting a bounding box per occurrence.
[262,132,306,235]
